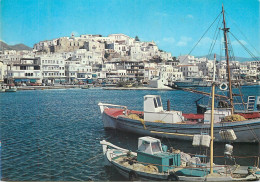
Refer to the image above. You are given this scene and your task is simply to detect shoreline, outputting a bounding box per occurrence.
[13,85,175,91]
[103,87,173,90]
[5,84,259,91]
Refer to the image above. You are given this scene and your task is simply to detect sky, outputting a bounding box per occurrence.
[1,0,259,58]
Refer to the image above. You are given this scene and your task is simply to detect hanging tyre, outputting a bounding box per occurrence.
[129,170,139,181]
[167,172,179,181]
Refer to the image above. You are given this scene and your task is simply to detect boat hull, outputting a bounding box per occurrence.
[5,88,17,92]
[100,140,258,181]
[174,80,211,88]
[102,110,260,143]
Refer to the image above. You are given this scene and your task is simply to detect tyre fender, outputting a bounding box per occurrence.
[167,172,179,181]
[129,170,139,181]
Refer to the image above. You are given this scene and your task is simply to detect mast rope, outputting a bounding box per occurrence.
[225,12,260,56]
[180,12,222,64]
[207,15,222,60]
[229,31,260,62]
[246,125,260,143]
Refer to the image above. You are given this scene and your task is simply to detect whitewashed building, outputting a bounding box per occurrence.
[40,55,66,84]
[7,58,42,84]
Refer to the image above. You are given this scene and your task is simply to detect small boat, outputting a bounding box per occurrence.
[81,86,89,89]
[0,88,5,92]
[5,86,17,92]
[172,78,211,88]
[100,136,260,181]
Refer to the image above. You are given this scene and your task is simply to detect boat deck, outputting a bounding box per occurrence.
[104,108,203,124]
[104,107,260,124]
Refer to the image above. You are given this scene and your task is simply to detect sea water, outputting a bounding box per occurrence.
[0,86,259,181]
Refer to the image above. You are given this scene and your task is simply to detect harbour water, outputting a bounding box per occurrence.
[0,86,259,181]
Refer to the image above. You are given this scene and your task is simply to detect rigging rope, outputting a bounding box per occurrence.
[180,12,222,64]
[207,15,222,60]
[225,12,260,56]
[229,31,260,62]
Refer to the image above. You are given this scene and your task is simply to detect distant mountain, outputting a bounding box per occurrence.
[196,54,260,62]
[0,41,32,51]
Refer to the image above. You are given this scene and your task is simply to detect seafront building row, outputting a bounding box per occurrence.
[0,34,259,88]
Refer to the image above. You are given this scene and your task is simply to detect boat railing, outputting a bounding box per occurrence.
[111,151,259,172]
[98,102,127,114]
[127,156,259,172]
[100,140,129,152]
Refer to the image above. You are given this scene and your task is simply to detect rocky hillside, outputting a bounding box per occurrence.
[0,41,32,51]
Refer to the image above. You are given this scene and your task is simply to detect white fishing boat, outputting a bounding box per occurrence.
[0,87,5,92]
[5,86,17,92]
[98,94,260,143]
[98,5,260,143]
[172,78,212,88]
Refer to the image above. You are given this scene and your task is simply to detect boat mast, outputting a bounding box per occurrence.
[222,4,234,114]
[210,54,216,175]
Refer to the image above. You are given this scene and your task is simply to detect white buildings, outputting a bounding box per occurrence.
[1,33,259,86]
[178,65,201,78]
[65,63,92,83]
[197,60,214,79]
[0,62,7,82]
[40,55,66,84]
[6,58,42,84]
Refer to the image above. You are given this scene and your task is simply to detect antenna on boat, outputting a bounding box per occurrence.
[210,54,216,175]
[222,4,234,114]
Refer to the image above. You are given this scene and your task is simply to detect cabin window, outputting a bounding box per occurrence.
[156,97,162,107]
[151,142,161,153]
[153,98,158,108]
[138,141,150,152]
[169,158,173,166]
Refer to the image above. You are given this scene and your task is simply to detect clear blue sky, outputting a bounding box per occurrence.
[1,0,259,57]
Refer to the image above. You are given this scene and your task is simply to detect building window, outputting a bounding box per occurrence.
[20,66,26,70]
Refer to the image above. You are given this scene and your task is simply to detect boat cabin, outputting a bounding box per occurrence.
[137,136,181,173]
[143,95,183,123]
[137,136,163,155]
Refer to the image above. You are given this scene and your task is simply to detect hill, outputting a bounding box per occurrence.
[0,41,32,51]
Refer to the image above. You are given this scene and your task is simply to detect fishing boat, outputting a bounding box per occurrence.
[172,77,211,88]
[5,86,17,92]
[98,5,260,143]
[100,136,260,181]
[81,85,89,89]
[0,87,5,92]
[98,93,260,142]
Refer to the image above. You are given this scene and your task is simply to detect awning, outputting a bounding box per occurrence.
[30,79,36,83]
[14,79,21,82]
[14,79,29,82]
[54,79,60,83]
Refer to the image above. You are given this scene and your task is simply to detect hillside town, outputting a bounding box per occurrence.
[0,33,259,89]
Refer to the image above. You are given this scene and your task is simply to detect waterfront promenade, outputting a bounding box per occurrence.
[9,85,173,91]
